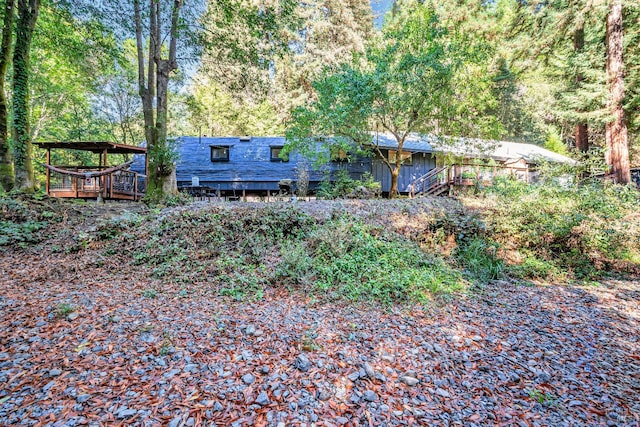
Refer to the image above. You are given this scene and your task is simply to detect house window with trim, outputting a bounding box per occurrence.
[210,146,230,162]
[270,146,288,162]
[388,150,413,165]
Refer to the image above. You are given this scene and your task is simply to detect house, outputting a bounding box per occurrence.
[371,133,577,195]
[131,134,575,197]
[133,136,370,196]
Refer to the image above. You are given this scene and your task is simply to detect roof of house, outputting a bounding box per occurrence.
[372,133,577,164]
[35,141,147,155]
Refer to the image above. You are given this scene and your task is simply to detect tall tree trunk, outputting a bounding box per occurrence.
[389,167,399,198]
[12,0,39,192]
[134,0,155,156]
[0,0,15,191]
[388,136,405,199]
[134,0,181,197]
[573,22,589,152]
[605,0,630,184]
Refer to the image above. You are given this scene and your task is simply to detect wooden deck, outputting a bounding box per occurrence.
[48,167,146,201]
[36,141,148,201]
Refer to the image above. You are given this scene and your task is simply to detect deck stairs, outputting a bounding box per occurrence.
[409,166,451,197]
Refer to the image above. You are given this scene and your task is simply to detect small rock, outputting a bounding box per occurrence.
[245,325,256,336]
[185,417,195,427]
[255,392,269,406]
[404,370,418,378]
[509,373,521,382]
[435,388,451,398]
[363,390,377,402]
[537,370,551,382]
[260,366,270,375]
[242,373,255,385]
[381,354,395,363]
[67,312,79,321]
[295,354,311,372]
[364,362,375,378]
[43,380,56,392]
[213,401,224,412]
[472,335,483,342]
[117,408,137,419]
[317,390,331,401]
[183,364,199,373]
[400,376,419,386]
[49,369,62,377]
[347,372,360,382]
[168,416,182,427]
[76,394,91,403]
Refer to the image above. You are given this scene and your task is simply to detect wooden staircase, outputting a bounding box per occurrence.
[409,166,451,197]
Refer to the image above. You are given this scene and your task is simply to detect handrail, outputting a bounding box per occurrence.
[42,160,134,178]
[410,166,448,197]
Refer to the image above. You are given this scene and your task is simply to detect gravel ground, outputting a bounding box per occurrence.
[1,257,638,426]
[1,199,638,426]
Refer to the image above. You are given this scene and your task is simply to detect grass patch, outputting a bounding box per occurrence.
[277,217,464,304]
[455,238,504,283]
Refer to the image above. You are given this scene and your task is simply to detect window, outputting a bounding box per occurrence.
[270,146,288,162]
[388,150,413,165]
[210,146,230,162]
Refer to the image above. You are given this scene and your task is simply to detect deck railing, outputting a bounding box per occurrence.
[47,166,146,200]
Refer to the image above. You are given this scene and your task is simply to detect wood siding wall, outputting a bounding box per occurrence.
[372,150,436,192]
[133,137,372,192]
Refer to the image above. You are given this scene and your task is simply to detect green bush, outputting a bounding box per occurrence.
[508,252,563,281]
[480,179,640,279]
[0,220,48,246]
[318,170,381,199]
[278,217,464,304]
[455,237,504,283]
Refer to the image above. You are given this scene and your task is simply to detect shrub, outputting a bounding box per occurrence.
[277,217,464,304]
[456,237,504,283]
[478,179,640,279]
[318,170,381,199]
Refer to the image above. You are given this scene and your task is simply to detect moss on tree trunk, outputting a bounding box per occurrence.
[12,0,39,192]
[0,0,15,191]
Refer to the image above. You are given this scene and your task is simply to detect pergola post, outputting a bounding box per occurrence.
[46,149,51,195]
[102,148,108,200]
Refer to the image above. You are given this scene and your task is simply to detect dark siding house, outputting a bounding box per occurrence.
[133,136,371,194]
[131,133,576,196]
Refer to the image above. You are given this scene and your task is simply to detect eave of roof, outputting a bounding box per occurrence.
[35,141,147,154]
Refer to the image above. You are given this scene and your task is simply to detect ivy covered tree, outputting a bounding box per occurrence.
[12,0,40,192]
[0,0,15,191]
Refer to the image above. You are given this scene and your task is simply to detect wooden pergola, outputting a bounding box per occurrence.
[35,141,147,201]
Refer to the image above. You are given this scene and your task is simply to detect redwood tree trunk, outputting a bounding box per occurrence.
[605,0,630,184]
[573,23,588,152]
[0,0,15,191]
[12,0,39,192]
